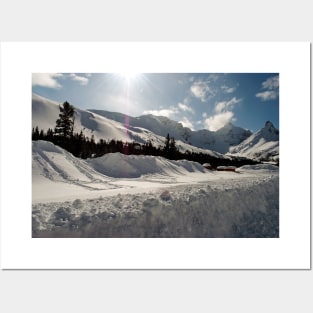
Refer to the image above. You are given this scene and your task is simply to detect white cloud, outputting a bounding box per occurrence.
[179,117,194,130]
[215,102,227,113]
[204,111,234,131]
[215,97,241,113]
[203,97,240,131]
[32,73,63,88]
[208,74,220,82]
[262,75,279,90]
[256,90,277,101]
[178,102,194,113]
[190,80,215,102]
[221,85,236,93]
[143,108,178,118]
[69,73,89,85]
[32,73,90,88]
[256,75,279,101]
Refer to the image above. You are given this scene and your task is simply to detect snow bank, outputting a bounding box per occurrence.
[32,175,279,238]
[236,164,279,173]
[32,140,108,183]
[32,140,210,202]
[86,152,206,178]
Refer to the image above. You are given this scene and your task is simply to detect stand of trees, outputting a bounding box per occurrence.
[32,101,259,169]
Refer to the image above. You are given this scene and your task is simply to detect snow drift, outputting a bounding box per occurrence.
[87,152,207,178]
[235,164,279,173]
[32,140,211,202]
[32,141,279,238]
[33,140,207,181]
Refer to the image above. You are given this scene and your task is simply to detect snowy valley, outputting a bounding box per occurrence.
[32,94,279,238]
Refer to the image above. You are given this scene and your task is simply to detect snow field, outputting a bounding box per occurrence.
[32,140,279,237]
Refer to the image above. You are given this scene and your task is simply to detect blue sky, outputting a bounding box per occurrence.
[32,73,279,132]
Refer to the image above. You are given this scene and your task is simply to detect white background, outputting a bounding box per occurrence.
[0,42,310,270]
[0,1,312,313]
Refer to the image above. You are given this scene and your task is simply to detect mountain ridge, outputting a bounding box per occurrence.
[32,93,278,160]
[88,108,253,154]
[32,93,225,158]
[228,121,279,161]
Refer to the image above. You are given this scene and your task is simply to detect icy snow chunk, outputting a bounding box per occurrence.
[143,198,160,208]
[54,207,71,220]
[72,199,83,209]
[160,190,171,201]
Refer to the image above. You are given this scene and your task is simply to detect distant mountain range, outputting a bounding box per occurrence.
[32,93,279,161]
[89,109,253,154]
[229,121,279,161]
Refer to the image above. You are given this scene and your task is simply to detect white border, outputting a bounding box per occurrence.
[0,42,310,269]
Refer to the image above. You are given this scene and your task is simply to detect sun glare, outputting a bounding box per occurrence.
[118,72,141,81]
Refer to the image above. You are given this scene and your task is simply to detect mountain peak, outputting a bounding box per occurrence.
[229,119,279,161]
[263,121,279,137]
[265,121,274,128]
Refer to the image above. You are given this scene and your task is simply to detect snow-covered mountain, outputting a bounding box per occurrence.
[32,94,225,158]
[192,122,252,154]
[228,121,279,161]
[32,93,278,160]
[90,109,252,154]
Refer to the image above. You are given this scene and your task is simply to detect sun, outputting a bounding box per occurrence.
[118,72,141,81]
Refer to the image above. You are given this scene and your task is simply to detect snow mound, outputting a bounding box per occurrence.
[236,164,279,173]
[86,152,206,178]
[32,140,110,183]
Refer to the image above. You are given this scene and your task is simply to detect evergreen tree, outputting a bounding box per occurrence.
[39,129,45,139]
[163,133,178,159]
[54,101,75,139]
[164,133,170,157]
[32,126,40,140]
[46,128,54,141]
[169,137,178,158]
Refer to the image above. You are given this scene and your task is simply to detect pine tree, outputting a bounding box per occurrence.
[46,128,54,141]
[32,126,40,140]
[169,137,178,159]
[54,101,75,139]
[164,133,170,157]
[39,129,44,139]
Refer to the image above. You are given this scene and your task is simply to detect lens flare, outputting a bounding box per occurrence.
[118,72,141,81]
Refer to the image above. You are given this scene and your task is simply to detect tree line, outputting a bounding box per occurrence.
[32,101,259,168]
